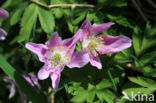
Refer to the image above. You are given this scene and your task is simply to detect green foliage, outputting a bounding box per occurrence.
[18,3,38,42]
[38,7,55,34]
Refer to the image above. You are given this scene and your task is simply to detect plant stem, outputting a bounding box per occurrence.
[30,0,95,9]
[48,87,54,103]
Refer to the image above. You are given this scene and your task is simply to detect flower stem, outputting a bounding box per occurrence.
[30,0,95,9]
[48,87,55,103]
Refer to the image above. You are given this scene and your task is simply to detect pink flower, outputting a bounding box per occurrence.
[74,20,132,69]
[26,32,89,90]
[0,8,9,40]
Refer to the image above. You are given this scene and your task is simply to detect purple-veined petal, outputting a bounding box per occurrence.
[63,29,82,50]
[89,55,102,69]
[81,20,92,30]
[66,20,91,49]
[62,37,75,50]
[0,8,9,18]
[0,28,7,40]
[9,83,16,99]
[50,71,61,91]
[45,32,62,47]
[67,52,89,68]
[26,42,47,62]
[37,65,51,80]
[91,22,114,35]
[99,35,132,54]
[80,20,92,37]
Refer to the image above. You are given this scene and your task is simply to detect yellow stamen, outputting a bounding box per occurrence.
[89,40,98,48]
[53,53,61,61]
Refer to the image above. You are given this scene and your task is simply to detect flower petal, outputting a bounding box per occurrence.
[64,29,83,51]
[37,65,51,80]
[45,32,62,47]
[0,28,7,40]
[9,84,16,99]
[26,42,47,62]
[80,20,92,37]
[67,52,89,68]
[69,20,91,47]
[50,71,61,91]
[99,35,132,54]
[91,22,114,35]
[89,55,102,69]
[0,8,9,18]
[30,75,41,89]
[23,75,34,86]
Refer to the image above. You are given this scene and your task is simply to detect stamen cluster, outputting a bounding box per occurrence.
[46,46,71,69]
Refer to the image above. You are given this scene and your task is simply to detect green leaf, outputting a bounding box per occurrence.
[143,66,156,77]
[140,51,156,65]
[128,77,156,89]
[10,2,27,26]
[0,55,47,103]
[71,89,88,103]
[18,4,38,42]
[76,41,82,52]
[106,14,133,29]
[96,79,113,90]
[123,88,155,97]
[132,26,142,56]
[73,14,85,25]
[139,39,156,57]
[87,83,96,103]
[38,7,55,34]
[96,90,115,103]
[52,8,64,19]
[108,70,117,91]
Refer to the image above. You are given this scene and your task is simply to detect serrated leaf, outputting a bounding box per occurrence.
[123,88,155,97]
[38,7,55,34]
[96,79,113,90]
[10,2,27,25]
[71,90,88,103]
[128,77,156,89]
[73,14,85,25]
[18,4,38,42]
[132,34,141,56]
[143,66,156,77]
[87,83,96,103]
[106,14,133,29]
[140,51,156,65]
[96,90,115,103]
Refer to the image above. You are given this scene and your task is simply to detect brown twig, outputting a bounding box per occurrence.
[131,0,148,22]
[145,0,156,9]
[30,0,95,9]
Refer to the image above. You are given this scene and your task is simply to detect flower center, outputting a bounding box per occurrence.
[53,53,61,61]
[89,40,98,48]
[82,36,105,57]
[46,46,71,69]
